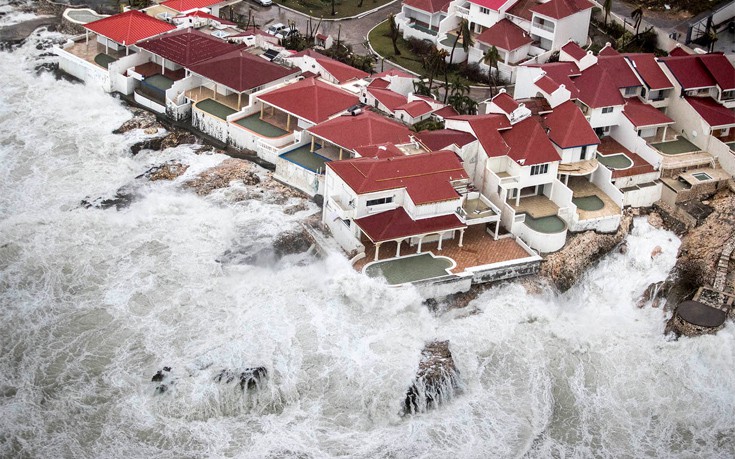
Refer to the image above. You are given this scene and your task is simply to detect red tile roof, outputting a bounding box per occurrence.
[500,117,562,165]
[84,10,175,45]
[598,45,619,56]
[669,46,690,56]
[160,0,223,12]
[598,55,642,89]
[622,99,674,127]
[432,105,460,118]
[327,150,468,205]
[541,101,600,148]
[289,49,368,83]
[470,0,511,11]
[356,207,465,242]
[685,97,735,128]
[417,129,477,151]
[177,10,236,25]
[535,75,560,93]
[354,143,406,158]
[625,54,673,90]
[476,19,532,51]
[188,49,299,92]
[368,87,409,111]
[396,100,434,117]
[698,54,735,91]
[660,55,716,89]
[257,77,359,124]
[491,91,520,113]
[308,110,413,151]
[530,0,594,19]
[373,69,415,79]
[367,78,391,89]
[403,0,452,12]
[561,41,587,61]
[449,114,511,157]
[574,64,625,108]
[137,28,240,67]
[536,62,581,98]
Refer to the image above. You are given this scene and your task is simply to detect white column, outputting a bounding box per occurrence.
[662,125,668,141]
[494,220,500,239]
[458,229,465,247]
[396,239,402,257]
[417,236,423,253]
[374,243,381,261]
[438,233,444,251]
[515,190,520,207]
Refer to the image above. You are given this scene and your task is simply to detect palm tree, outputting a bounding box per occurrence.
[706,23,718,53]
[482,45,500,97]
[443,19,474,103]
[425,47,448,90]
[631,7,643,38]
[388,14,401,56]
[603,0,612,26]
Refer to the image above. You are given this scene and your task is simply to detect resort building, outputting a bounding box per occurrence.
[396,0,595,81]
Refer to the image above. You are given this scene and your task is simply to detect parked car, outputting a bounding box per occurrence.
[275,28,297,39]
[254,0,272,6]
[266,23,287,35]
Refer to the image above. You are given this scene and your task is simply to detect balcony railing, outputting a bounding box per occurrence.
[532,21,555,33]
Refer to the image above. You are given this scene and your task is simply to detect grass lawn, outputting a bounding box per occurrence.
[369,20,485,87]
[368,19,426,75]
[280,0,393,19]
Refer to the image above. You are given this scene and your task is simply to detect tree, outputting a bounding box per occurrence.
[603,0,612,26]
[424,47,448,90]
[443,19,474,104]
[388,14,401,56]
[358,0,364,7]
[413,79,432,96]
[706,23,718,53]
[482,45,500,97]
[631,7,643,38]
[331,0,336,16]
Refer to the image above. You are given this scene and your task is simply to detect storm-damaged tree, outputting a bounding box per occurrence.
[388,13,401,56]
[444,18,474,104]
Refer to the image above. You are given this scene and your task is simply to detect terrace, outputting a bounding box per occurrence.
[596,137,656,179]
[354,225,532,274]
[566,177,621,221]
[186,86,244,110]
[279,145,331,174]
[64,37,127,69]
[507,194,559,218]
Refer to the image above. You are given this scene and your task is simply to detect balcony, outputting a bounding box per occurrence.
[457,192,500,225]
[329,197,355,220]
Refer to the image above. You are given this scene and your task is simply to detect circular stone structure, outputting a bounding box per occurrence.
[676,300,728,328]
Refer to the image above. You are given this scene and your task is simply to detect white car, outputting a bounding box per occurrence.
[266,23,287,35]
[255,0,272,6]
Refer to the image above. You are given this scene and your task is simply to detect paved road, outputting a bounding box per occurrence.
[235,0,401,47]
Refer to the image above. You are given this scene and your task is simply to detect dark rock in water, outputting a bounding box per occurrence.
[163,366,172,372]
[239,367,268,391]
[130,137,165,156]
[155,384,167,394]
[312,194,324,208]
[151,371,165,382]
[637,281,671,308]
[81,186,137,210]
[215,367,268,391]
[273,228,313,257]
[404,341,461,415]
[217,245,276,266]
[136,162,189,181]
[113,109,160,135]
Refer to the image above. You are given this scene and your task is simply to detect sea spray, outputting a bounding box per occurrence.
[0,20,734,459]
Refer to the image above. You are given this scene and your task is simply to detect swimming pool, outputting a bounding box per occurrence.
[280,145,331,173]
[143,74,174,92]
[692,172,712,181]
[596,153,633,169]
[522,214,566,233]
[573,195,605,211]
[364,253,455,285]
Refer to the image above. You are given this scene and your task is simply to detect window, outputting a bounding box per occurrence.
[580,145,588,160]
[480,6,490,14]
[624,87,637,96]
[366,197,393,206]
[530,164,549,175]
[602,106,614,114]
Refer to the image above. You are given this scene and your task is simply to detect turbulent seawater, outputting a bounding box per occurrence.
[1,24,734,459]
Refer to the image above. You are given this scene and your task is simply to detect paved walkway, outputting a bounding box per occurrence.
[235,1,401,47]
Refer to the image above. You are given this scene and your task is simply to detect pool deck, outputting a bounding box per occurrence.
[186,86,244,111]
[507,195,559,218]
[651,137,701,155]
[354,225,532,273]
[597,137,656,179]
[134,62,185,80]
[566,177,621,221]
